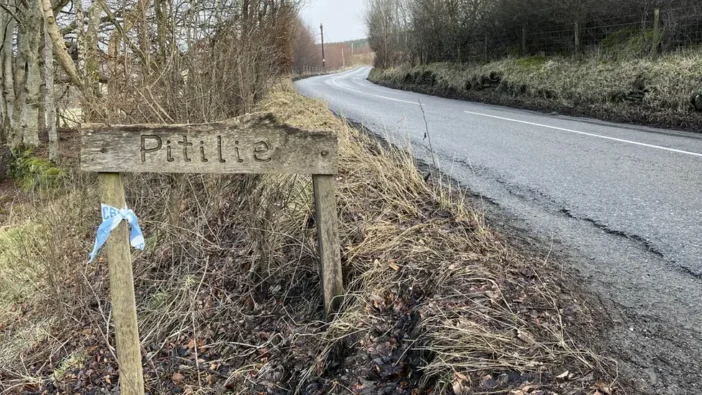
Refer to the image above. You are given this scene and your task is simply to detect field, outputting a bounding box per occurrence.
[0,81,616,394]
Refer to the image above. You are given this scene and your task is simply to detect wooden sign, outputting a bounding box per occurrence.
[81,114,338,174]
[80,113,343,395]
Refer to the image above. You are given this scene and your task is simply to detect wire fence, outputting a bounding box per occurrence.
[458,5,702,63]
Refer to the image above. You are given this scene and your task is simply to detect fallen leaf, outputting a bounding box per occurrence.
[591,380,613,395]
[452,379,470,395]
[556,370,569,380]
[454,371,469,382]
[172,372,185,384]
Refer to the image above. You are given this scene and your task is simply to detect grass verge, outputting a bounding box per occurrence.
[369,52,702,132]
[0,80,615,394]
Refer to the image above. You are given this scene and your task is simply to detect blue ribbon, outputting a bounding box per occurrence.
[88,204,145,263]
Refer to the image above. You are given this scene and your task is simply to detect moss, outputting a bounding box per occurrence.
[600,27,654,59]
[514,56,548,70]
[8,148,65,191]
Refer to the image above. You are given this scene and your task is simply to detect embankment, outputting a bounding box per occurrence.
[369,54,702,132]
[0,81,613,394]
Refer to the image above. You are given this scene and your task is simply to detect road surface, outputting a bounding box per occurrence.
[295,67,702,394]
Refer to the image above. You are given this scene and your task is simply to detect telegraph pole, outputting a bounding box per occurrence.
[320,23,326,71]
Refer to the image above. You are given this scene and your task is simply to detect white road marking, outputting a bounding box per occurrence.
[331,77,420,105]
[465,111,702,158]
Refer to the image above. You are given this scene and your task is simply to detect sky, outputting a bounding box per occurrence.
[300,0,368,43]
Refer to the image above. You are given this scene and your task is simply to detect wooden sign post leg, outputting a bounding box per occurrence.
[98,172,145,395]
[312,174,344,319]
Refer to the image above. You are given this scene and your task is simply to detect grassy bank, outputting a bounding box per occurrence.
[369,52,702,131]
[0,82,613,394]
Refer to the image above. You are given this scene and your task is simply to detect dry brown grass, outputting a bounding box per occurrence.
[0,81,611,394]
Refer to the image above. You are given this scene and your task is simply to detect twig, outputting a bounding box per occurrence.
[418,99,441,186]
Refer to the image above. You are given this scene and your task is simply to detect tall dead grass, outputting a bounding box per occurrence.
[0,81,609,394]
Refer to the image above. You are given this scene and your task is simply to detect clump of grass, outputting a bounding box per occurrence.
[52,350,88,382]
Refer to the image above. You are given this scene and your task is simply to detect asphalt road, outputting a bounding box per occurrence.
[295,67,702,394]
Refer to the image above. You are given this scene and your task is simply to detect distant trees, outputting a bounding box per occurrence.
[366,0,702,68]
[293,17,323,71]
[365,0,411,68]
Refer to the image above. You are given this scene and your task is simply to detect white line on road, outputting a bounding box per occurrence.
[331,77,420,105]
[465,111,702,158]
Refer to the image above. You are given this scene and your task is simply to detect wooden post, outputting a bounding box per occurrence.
[98,173,145,395]
[651,8,661,58]
[574,21,581,57]
[483,35,488,63]
[312,174,343,318]
[522,26,527,56]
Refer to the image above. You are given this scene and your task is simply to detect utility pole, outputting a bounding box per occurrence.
[320,23,326,71]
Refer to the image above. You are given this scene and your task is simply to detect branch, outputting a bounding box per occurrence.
[0,3,21,23]
[95,0,151,69]
[41,0,83,89]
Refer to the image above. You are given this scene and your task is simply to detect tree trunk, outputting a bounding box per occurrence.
[0,6,9,145]
[1,16,14,138]
[41,0,83,89]
[84,1,101,122]
[44,15,57,161]
[22,0,43,147]
[11,8,29,147]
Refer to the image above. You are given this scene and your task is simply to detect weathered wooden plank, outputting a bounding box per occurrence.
[98,173,145,395]
[312,174,344,318]
[81,113,338,175]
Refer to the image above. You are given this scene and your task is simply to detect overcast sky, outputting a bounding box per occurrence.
[300,0,368,43]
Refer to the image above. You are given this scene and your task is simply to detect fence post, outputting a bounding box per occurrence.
[98,172,145,395]
[484,35,488,63]
[574,21,581,58]
[522,26,527,56]
[312,174,343,318]
[651,8,661,57]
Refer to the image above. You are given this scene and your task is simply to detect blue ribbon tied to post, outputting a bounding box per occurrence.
[88,204,145,263]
